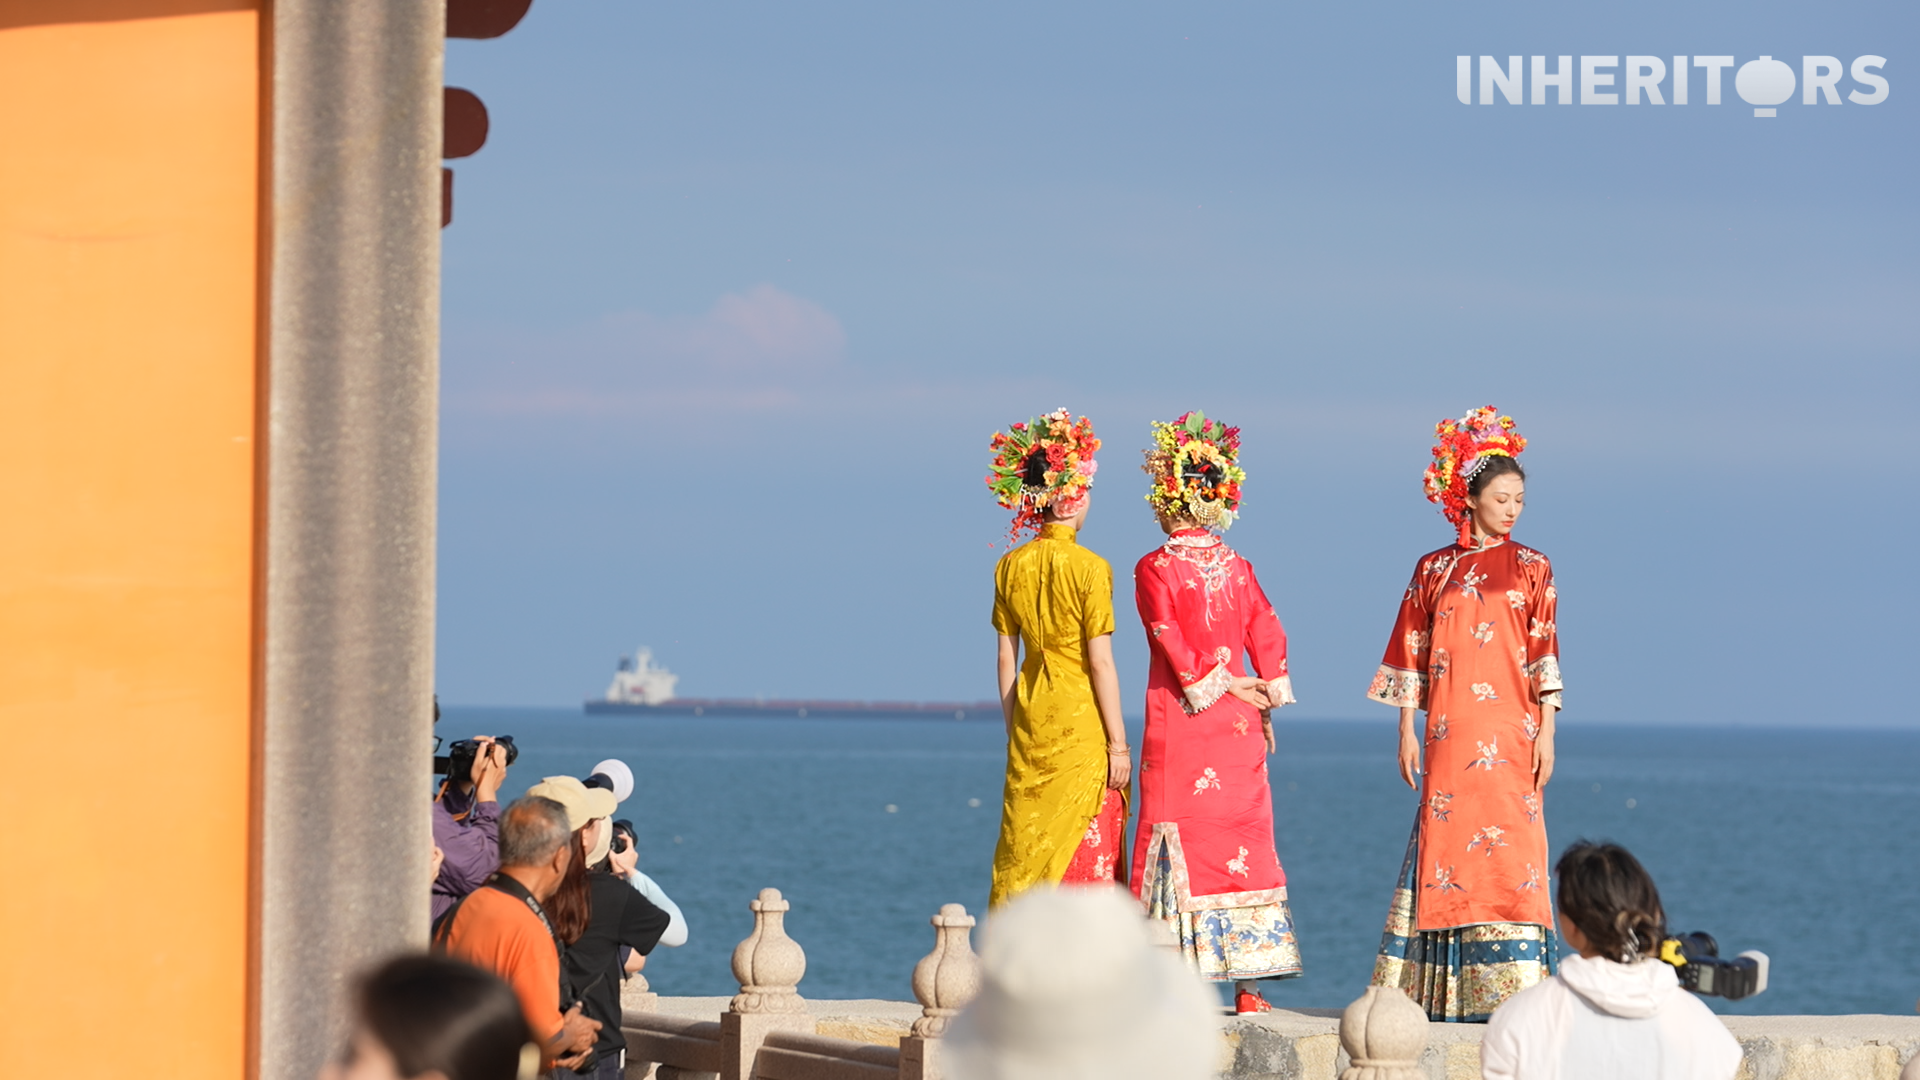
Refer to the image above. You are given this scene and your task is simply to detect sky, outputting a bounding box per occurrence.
[437,0,1917,726]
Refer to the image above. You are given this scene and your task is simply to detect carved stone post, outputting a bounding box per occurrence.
[721,888,812,1080]
[621,969,659,1016]
[1338,986,1431,1080]
[900,904,981,1080]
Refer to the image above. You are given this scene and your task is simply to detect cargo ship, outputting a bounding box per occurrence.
[583,647,998,721]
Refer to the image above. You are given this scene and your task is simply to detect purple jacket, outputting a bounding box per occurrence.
[431,787,500,921]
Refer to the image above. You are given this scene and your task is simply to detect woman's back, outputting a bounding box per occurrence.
[992,523,1112,665]
[1482,955,1741,1080]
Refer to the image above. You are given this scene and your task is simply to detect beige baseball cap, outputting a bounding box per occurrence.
[526,775,618,833]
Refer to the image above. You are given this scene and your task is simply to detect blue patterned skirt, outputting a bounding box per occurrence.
[1371,819,1557,1021]
[1146,845,1304,982]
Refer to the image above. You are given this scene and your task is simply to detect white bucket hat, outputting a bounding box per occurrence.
[945,887,1220,1080]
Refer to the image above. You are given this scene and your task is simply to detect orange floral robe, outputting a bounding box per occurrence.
[1367,537,1562,931]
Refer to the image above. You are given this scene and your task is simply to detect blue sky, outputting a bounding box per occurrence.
[438,1,1916,725]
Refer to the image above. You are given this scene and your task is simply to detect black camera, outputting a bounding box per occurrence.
[611,834,631,855]
[433,735,518,779]
[1659,932,1769,1000]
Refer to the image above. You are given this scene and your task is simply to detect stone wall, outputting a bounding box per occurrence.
[650,997,1920,1080]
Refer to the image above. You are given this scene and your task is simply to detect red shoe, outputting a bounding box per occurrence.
[1234,989,1272,1014]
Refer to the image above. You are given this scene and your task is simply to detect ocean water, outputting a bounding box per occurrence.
[443,708,1920,1016]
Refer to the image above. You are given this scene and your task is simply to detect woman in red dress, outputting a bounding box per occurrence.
[1366,406,1563,1022]
[1126,412,1302,1015]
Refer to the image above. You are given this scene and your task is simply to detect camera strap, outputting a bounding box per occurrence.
[429,872,559,956]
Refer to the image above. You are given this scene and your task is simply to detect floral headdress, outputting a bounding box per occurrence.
[986,408,1101,540]
[1425,405,1527,546]
[1141,410,1245,532]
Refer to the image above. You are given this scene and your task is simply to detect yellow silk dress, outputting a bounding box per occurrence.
[988,522,1118,907]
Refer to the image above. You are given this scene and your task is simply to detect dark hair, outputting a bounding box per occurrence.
[1466,455,1526,498]
[546,827,592,945]
[1555,841,1666,963]
[1021,446,1050,488]
[499,796,570,867]
[353,954,531,1080]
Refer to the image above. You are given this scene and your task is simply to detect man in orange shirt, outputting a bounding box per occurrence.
[436,795,601,1068]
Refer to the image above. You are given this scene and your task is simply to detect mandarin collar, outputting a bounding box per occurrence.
[1039,522,1079,543]
[1462,533,1511,553]
[1164,527,1220,549]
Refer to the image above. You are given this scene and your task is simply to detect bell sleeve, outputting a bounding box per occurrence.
[1524,555,1563,710]
[1241,563,1296,707]
[1366,556,1433,710]
[1135,556,1233,714]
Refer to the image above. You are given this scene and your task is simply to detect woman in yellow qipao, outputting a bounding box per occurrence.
[984,409,1131,907]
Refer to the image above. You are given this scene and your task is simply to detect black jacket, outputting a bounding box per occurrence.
[560,871,672,1070]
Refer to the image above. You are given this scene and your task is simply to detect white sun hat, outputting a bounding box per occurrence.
[589,758,635,802]
[945,886,1220,1080]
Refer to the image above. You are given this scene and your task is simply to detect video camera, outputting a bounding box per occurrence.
[1658,932,1769,1000]
[432,735,518,779]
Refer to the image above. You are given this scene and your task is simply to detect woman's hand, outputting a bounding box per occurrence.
[1397,709,1422,790]
[1260,711,1276,754]
[611,837,639,877]
[1532,727,1556,791]
[1228,676,1271,709]
[1106,746,1132,790]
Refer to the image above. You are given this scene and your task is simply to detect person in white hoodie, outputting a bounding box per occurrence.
[1482,842,1742,1080]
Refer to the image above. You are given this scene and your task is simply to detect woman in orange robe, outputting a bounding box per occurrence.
[1366,407,1563,1022]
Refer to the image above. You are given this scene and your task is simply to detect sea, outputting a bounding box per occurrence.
[442,707,1920,1017]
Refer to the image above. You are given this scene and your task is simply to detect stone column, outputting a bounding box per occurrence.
[900,904,981,1080]
[1338,986,1431,1080]
[254,2,445,1078]
[721,888,814,1080]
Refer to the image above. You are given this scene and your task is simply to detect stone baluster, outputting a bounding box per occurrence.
[1337,986,1430,1080]
[900,903,981,1080]
[721,888,813,1080]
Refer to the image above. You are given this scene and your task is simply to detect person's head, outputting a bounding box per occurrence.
[946,887,1219,1080]
[1555,840,1667,963]
[496,796,571,900]
[321,954,536,1080]
[1464,456,1526,539]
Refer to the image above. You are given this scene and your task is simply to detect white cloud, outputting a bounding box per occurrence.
[448,284,846,417]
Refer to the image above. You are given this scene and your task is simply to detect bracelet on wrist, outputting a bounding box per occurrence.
[1107,744,1131,756]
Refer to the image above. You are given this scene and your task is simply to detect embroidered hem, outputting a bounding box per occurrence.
[1367,664,1428,710]
[1182,661,1234,715]
[1137,823,1288,914]
[1527,655,1564,710]
[1370,818,1556,1022]
[1264,675,1297,707]
[1145,830,1303,981]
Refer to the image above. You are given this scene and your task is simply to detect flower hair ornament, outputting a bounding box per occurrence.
[986,408,1101,541]
[1424,405,1527,547]
[1142,410,1245,531]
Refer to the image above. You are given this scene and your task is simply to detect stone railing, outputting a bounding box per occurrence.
[621,889,979,1080]
[619,887,1920,1080]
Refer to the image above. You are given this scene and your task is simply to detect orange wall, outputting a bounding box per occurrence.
[0,4,260,1076]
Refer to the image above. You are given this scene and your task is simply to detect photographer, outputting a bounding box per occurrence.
[432,736,511,921]
[1482,842,1741,1080]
